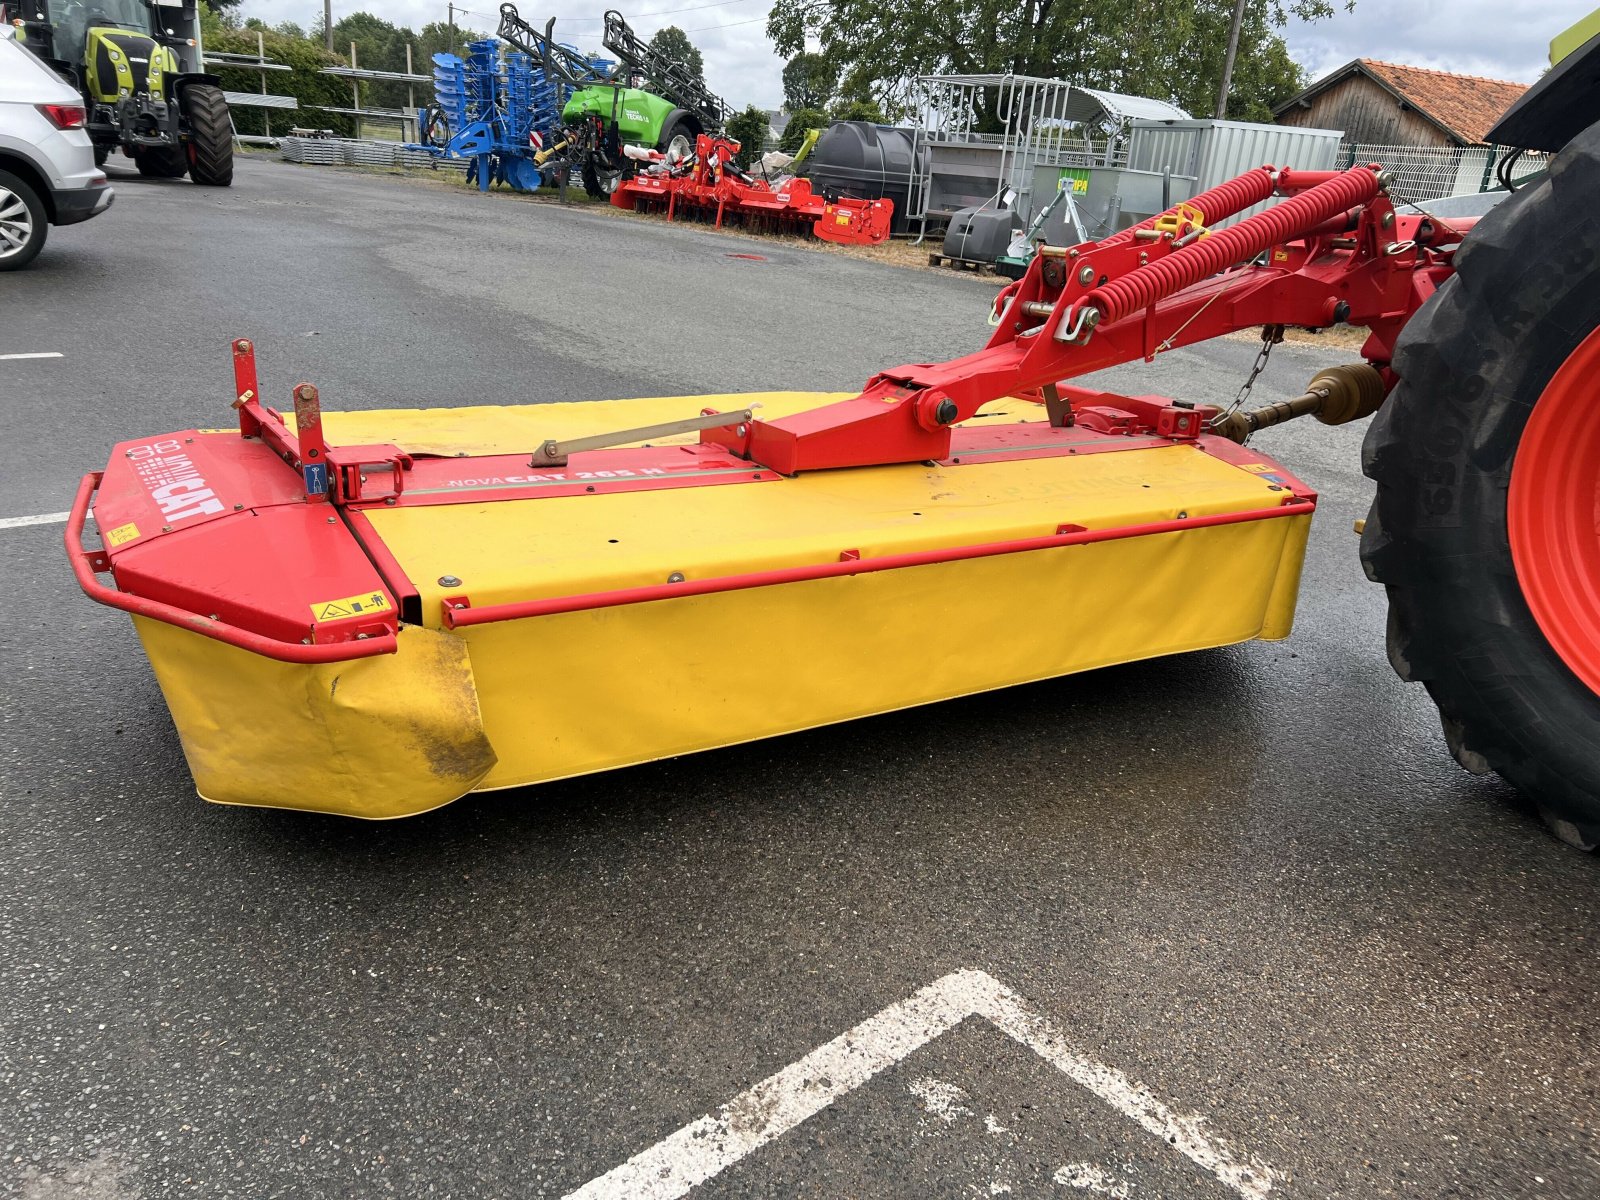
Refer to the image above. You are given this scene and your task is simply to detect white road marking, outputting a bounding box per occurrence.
[0,352,63,361]
[0,511,77,530]
[562,969,1281,1200]
[1055,1162,1132,1197]
[908,1076,973,1124]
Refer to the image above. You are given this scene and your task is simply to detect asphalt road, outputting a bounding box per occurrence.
[2,155,1597,1200]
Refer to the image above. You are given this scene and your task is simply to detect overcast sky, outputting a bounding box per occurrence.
[244,0,1596,111]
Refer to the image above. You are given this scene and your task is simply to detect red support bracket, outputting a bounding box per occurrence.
[231,338,262,437]
[291,383,331,503]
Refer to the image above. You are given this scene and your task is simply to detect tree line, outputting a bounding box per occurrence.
[767,0,1345,127]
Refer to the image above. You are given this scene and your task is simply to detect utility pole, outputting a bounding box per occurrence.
[1214,0,1248,119]
[324,0,333,52]
[448,2,456,56]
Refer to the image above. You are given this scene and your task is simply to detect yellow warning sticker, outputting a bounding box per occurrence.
[1239,462,1278,474]
[835,213,851,225]
[309,591,391,623]
[1272,248,1290,262]
[105,522,141,547]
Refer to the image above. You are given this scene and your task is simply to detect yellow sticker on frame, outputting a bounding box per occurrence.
[310,591,391,623]
[105,522,141,547]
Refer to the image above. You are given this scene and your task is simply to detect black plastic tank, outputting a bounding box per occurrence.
[807,121,927,236]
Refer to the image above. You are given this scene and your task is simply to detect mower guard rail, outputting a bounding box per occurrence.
[65,472,400,665]
[441,499,1317,627]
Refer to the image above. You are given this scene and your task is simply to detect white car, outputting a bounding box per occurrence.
[0,30,114,269]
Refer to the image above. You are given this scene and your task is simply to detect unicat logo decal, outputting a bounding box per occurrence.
[126,439,226,522]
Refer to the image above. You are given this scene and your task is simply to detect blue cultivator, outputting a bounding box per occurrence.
[415,37,578,192]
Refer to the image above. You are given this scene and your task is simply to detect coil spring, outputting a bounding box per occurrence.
[1101,167,1277,248]
[1084,167,1383,326]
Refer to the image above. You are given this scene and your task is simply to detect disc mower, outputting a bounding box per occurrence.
[63,20,1600,847]
[7,0,232,185]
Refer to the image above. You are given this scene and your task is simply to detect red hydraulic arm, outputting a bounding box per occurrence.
[703,164,1471,474]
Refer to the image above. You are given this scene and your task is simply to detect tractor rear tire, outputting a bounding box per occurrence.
[135,144,188,179]
[1361,120,1600,848]
[183,84,234,187]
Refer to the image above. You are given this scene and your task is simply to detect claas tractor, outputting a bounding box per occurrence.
[59,11,1600,846]
[7,0,232,185]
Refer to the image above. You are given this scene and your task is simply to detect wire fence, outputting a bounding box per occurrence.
[1337,142,1548,203]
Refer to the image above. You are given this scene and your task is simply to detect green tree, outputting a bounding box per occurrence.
[203,23,355,136]
[417,19,487,63]
[779,106,827,154]
[330,13,426,108]
[829,97,884,123]
[272,20,307,40]
[725,104,771,168]
[781,53,835,111]
[766,0,1338,122]
[646,25,705,93]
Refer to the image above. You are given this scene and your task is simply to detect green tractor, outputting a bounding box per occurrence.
[10,0,232,185]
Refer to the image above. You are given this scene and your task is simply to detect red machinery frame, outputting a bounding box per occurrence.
[699,165,1470,474]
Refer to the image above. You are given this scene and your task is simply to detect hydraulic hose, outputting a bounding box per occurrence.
[1083,166,1383,326]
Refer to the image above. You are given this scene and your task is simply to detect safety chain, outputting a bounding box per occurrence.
[1211,324,1285,435]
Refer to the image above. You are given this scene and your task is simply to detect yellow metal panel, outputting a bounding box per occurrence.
[1552,9,1600,63]
[366,442,1291,611]
[133,619,496,818]
[314,391,863,457]
[352,393,1309,795]
[457,514,1310,790]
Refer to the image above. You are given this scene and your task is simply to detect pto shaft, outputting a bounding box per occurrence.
[1214,364,1386,443]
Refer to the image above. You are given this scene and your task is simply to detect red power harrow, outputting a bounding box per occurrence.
[611,133,894,245]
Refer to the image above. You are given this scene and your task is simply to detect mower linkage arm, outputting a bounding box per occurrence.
[703,164,1469,475]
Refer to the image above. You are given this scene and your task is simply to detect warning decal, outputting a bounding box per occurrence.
[310,591,391,623]
[105,522,141,547]
[1239,463,1278,474]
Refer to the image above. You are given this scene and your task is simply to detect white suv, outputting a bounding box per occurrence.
[0,30,114,269]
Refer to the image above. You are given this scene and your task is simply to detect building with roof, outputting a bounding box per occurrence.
[1273,59,1529,148]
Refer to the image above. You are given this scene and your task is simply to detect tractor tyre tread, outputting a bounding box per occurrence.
[1359,119,1600,848]
[184,84,234,187]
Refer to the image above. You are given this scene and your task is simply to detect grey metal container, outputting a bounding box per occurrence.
[807,122,929,237]
[1126,119,1344,224]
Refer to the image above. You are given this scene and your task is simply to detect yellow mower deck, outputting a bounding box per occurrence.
[113,391,1314,818]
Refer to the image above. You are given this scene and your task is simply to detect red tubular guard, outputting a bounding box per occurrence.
[1086,166,1383,323]
[65,472,399,664]
[442,500,1315,628]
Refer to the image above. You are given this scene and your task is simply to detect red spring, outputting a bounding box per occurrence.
[1085,166,1382,324]
[1102,166,1277,247]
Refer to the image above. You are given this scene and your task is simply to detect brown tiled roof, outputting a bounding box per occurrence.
[1357,59,1528,145]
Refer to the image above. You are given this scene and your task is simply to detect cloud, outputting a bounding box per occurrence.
[1278,0,1593,84]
